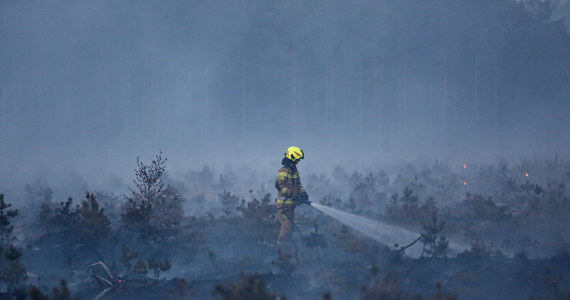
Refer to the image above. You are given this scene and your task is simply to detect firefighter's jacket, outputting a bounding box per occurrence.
[275,160,305,205]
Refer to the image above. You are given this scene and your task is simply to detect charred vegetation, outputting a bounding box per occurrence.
[0,154,568,299]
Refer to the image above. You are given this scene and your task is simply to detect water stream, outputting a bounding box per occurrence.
[311,203,467,257]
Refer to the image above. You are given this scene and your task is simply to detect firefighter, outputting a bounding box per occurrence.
[275,146,309,246]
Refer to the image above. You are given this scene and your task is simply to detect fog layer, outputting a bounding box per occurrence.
[1,0,570,180]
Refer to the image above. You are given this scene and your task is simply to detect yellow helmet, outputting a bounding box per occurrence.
[285,146,304,162]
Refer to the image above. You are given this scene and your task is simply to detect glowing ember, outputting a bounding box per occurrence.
[463,164,467,169]
[463,181,468,186]
[524,173,529,177]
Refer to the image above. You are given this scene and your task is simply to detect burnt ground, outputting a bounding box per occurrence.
[61,247,570,300]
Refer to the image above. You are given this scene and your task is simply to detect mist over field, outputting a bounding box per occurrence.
[1,1,570,299]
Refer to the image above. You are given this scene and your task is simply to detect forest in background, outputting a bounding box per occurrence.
[1,0,570,166]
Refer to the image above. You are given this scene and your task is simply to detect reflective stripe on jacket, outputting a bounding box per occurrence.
[276,199,295,205]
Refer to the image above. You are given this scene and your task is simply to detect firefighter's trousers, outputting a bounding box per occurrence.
[276,203,295,245]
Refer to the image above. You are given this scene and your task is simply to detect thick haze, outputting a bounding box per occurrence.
[2,0,570,184]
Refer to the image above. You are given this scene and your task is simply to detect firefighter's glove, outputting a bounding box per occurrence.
[296,192,310,205]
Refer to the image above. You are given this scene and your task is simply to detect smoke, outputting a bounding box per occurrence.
[1,0,570,198]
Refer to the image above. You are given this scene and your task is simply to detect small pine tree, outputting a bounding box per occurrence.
[77,192,110,244]
[51,279,79,300]
[213,274,279,300]
[122,151,184,242]
[1,246,28,294]
[132,260,148,277]
[38,201,53,236]
[52,198,80,236]
[120,245,139,272]
[219,191,240,218]
[0,194,18,245]
[235,193,279,245]
[151,186,184,243]
[28,285,49,300]
[420,214,450,258]
[147,258,171,279]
